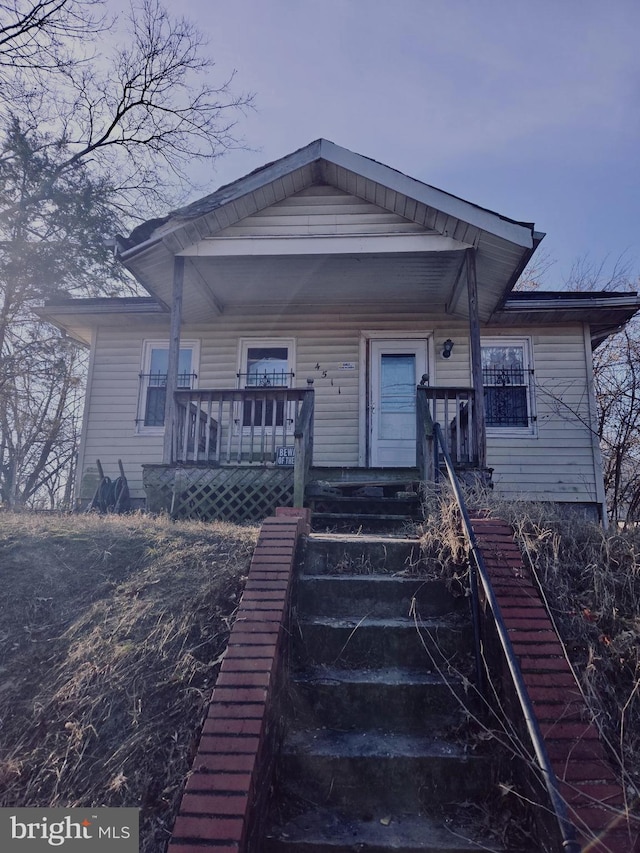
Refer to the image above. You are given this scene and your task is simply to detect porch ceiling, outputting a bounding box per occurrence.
[119,141,539,324]
[134,246,521,324]
[186,251,468,321]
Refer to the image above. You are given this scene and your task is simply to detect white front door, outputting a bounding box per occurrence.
[370,339,428,467]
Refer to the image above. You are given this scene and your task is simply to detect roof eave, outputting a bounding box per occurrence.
[492,293,640,349]
[35,297,166,317]
[502,294,640,312]
[118,139,537,261]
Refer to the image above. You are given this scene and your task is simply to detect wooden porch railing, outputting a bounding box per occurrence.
[174,387,314,506]
[293,389,314,507]
[417,386,477,480]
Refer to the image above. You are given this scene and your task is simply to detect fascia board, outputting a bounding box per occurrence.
[117,140,324,262]
[502,296,640,311]
[318,139,535,249]
[35,300,167,320]
[120,139,535,260]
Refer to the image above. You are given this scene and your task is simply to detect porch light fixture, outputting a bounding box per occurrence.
[442,339,454,359]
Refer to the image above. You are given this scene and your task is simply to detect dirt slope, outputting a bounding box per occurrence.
[0,512,257,852]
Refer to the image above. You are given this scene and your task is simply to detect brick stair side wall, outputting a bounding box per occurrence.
[168,507,310,853]
[471,517,639,853]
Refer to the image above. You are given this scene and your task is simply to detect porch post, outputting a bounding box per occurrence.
[466,248,487,469]
[163,256,184,464]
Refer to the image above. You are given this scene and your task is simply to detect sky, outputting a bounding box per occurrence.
[160,0,640,289]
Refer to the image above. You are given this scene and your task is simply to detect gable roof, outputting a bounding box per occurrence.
[114,140,544,322]
[117,139,539,257]
[38,139,640,344]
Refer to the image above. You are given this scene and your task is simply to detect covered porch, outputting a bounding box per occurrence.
[142,382,482,522]
[141,242,499,522]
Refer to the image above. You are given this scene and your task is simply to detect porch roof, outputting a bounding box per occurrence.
[115,139,543,324]
[492,290,640,348]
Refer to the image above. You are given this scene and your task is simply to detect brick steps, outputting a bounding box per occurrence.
[168,509,310,853]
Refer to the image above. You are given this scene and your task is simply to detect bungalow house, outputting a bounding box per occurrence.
[40,140,640,523]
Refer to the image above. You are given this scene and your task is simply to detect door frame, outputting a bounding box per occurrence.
[359,331,434,467]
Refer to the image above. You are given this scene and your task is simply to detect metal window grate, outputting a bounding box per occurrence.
[138,372,197,426]
[141,371,197,388]
[482,368,533,427]
[484,388,530,427]
[237,371,295,388]
[482,366,527,387]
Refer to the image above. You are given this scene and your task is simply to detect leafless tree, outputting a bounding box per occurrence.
[0,0,252,507]
[0,0,104,78]
[593,324,640,524]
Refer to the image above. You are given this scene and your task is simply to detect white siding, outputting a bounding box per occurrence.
[485,326,598,503]
[213,185,434,238]
[78,314,601,508]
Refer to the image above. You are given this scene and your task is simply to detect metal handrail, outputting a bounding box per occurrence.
[432,421,581,853]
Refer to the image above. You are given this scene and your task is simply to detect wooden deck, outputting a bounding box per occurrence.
[144,385,484,524]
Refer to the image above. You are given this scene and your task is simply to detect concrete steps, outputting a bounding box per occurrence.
[264,808,501,853]
[295,576,460,618]
[279,728,492,812]
[264,535,507,853]
[290,665,468,732]
[294,614,471,669]
[306,471,422,532]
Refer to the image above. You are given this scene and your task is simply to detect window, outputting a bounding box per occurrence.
[138,341,199,431]
[244,346,290,388]
[238,340,294,428]
[481,339,534,431]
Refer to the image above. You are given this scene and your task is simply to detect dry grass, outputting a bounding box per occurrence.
[0,511,258,852]
[419,489,640,816]
[500,503,640,798]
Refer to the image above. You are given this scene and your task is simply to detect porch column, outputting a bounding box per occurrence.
[466,248,487,469]
[163,256,184,463]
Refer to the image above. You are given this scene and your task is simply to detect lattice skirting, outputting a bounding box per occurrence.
[143,465,294,523]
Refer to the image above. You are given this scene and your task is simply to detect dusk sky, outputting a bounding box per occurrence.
[158,0,640,289]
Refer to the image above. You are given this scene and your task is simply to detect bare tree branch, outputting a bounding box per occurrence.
[0,0,253,507]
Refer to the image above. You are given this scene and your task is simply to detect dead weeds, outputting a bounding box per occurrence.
[0,511,258,852]
[419,489,640,816]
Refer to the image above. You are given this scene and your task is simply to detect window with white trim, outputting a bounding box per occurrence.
[137,341,199,431]
[237,339,294,428]
[481,339,535,432]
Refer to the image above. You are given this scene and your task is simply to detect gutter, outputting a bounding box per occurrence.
[34,300,167,318]
[502,295,640,311]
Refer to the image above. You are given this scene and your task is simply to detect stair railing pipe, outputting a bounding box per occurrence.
[433,421,581,853]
